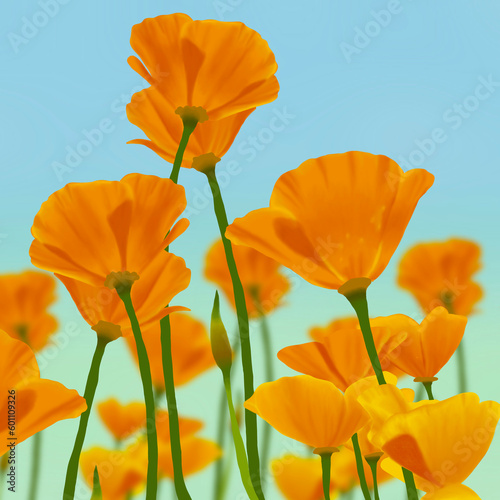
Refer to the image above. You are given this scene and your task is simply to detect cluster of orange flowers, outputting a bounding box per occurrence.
[0,12,497,500]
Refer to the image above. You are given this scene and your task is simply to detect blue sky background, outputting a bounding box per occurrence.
[1,1,500,498]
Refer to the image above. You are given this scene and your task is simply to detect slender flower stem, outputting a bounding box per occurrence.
[320,453,332,500]
[28,431,42,500]
[223,374,260,500]
[170,121,196,184]
[422,382,435,401]
[402,468,419,500]
[161,113,199,498]
[351,434,372,500]
[118,290,158,500]
[214,330,241,500]
[365,456,381,500]
[160,315,191,499]
[213,382,229,500]
[204,168,263,499]
[455,341,468,393]
[339,282,386,385]
[250,290,274,483]
[341,282,419,498]
[63,336,108,500]
[444,303,468,394]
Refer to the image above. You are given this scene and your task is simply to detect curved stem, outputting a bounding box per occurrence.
[157,118,197,499]
[119,291,158,500]
[351,434,372,500]
[342,289,386,385]
[402,467,419,500]
[160,315,191,499]
[169,122,196,183]
[365,457,381,500]
[320,453,332,500]
[63,336,107,500]
[422,382,435,401]
[205,169,263,499]
[223,374,260,500]
[28,431,41,500]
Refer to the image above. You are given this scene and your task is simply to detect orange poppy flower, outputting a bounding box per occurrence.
[97,399,147,441]
[244,375,368,450]
[29,174,191,335]
[156,435,222,479]
[135,432,221,480]
[278,324,405,391]
[371,307,468,380]
[80,445,145,500]
[127,13,279,168]
[204,238,290,318]
[0,270,57,351]
[126,313,215,391]
[398,239,482,315]
[0,330,86,456]
[226,152,434,290]
[358,386,500,497]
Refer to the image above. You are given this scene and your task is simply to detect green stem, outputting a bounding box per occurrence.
[119,291,158,500]
[160,315,192,499]
[204,169,263,499]
[422,382,435,401]
[252,292,274,483]
[169,122,196,183]
[342,288,386,385]
[159,117,197,499]
[444,303,468,394]
[351,434,372,500]
[28,431,42,500]
[213,384,229,500]
[63,336,107,500]
[320,453,332,500]
[223,374,260,500]
[455,341,468,393]
[365,457,381,500]
[402,467,419,500]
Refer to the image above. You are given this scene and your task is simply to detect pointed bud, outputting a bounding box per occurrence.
[210,291,233,376]
[90,466,103,499]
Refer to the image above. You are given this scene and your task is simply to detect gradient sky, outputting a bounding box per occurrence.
[2,1,500,498]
